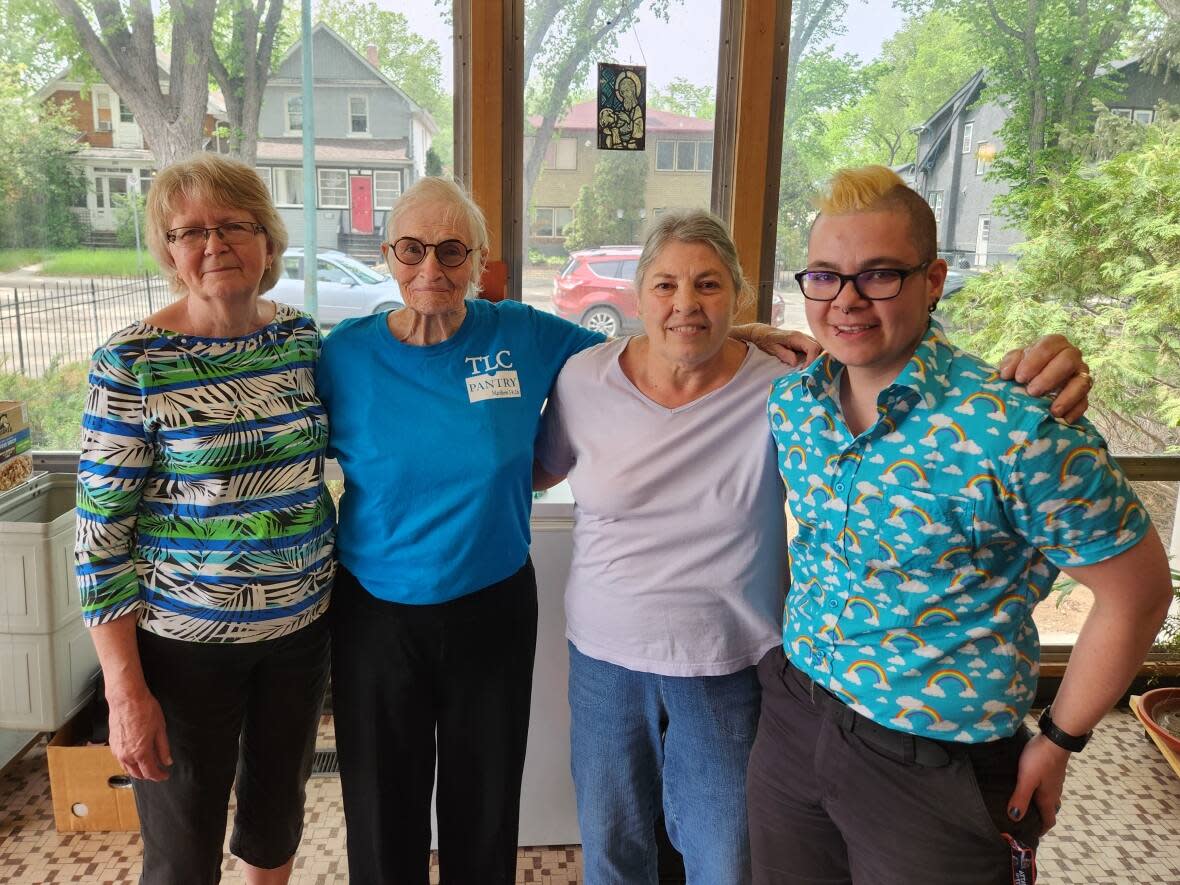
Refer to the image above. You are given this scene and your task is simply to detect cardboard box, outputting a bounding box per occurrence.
[47,711,140,832]
[0,401,27,438]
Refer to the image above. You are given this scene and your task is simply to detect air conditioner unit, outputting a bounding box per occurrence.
[97,121,112,132]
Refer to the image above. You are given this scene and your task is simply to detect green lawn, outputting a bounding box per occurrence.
[39,249,159,276]
[0,249,49,273]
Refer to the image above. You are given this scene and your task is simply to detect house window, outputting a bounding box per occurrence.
[274,168,303,206]
[374,170,402,209]
[286,95,302,133]
[139,170,154,195]
[975,142,992,175]
[1133,109,1154,125]
[676,141,696,171]
[655,141,675,171]
[118,99,134,124]
[349,96,369,134]
[536,137,577,170]
[94,90,112,132]
[256,167,272,197]
[534,206,574,238]
[698,142,713,172]
[318,169,349,208]
[1111,107,1133,120]
[927,190,944,226]
[962,121,974,154]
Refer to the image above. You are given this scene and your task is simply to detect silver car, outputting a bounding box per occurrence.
[269,248,402,326]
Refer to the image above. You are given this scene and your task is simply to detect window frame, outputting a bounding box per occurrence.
[927,190,944,226]
[317,168,349,209]
[962,120,974,154]
[975,142,991,175]
[92,88,112,132]
[348,95,370,136]
[373,170,402,210]
[655,140,676,171]
[273,167,303,208]
[286,94,303,135]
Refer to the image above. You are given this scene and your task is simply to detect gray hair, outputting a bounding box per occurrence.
[634,209,753,311]
[386,176,488,297]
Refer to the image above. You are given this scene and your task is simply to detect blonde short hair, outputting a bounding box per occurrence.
[386,177,488,297]
[145,153,288,295]
[812,165,937,261]
[635,208,753,314]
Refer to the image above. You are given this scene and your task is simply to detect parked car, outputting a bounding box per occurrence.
[269,248,402,326]
[552,245,786,337]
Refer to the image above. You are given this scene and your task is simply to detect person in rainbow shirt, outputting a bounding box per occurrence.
[747,165,1173,884]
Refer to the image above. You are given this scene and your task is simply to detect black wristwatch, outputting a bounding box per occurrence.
[1038,706,1092,753]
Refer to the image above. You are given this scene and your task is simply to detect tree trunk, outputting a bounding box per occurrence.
[208,0,285,167]
[52,0,216,168]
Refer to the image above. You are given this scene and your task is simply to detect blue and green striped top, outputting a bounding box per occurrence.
[75,303,335,643]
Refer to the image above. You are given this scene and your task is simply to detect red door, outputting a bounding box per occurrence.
[350,175,373,234]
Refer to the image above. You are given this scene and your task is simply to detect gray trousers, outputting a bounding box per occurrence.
[746,646,1042,884]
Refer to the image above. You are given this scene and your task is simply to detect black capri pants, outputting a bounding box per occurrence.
[131,618,330,885]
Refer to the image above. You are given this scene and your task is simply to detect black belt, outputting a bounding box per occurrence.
[785,659,1015,768]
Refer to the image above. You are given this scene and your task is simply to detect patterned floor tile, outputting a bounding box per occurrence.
[2,711,1178,883]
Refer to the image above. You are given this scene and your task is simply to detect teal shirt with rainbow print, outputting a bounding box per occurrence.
[767,321,1149,743]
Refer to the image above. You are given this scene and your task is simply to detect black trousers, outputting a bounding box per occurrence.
[747,646,1042,885]
[132,620,330,885]
[330,560,538,885]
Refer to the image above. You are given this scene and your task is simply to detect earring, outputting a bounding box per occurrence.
[928,301,938,314]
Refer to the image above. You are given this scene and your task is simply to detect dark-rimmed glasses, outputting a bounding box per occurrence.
[165,222,266,250]
[388,237,474,268]
[795,262,931,301]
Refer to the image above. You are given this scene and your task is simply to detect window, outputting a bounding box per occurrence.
[1133,108,1155,125]
[374,170,402,209]
[698,142,713,172]
[522,2,720,255]
[588,260,622,279]
[975,142,991,175]
[274,168,303,206]
[534,206,574,238]
[975,215,990,266]
[316,259,352,284]
[256,167,272,197]
[349,96,369,134]
[927,190,944,226]
[286,95,302,133]
[961,121,974,154]
[1111,107,1133,119]
[656,141,675,171]
[317,169,348,208]
[118,98,134,124]
[139,170,154,196]
[94,90,112,131]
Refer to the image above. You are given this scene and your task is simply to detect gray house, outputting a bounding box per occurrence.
[257,23,438,258]
[912,61,1180,268]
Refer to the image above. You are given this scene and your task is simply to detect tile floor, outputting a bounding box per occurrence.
[2,710,1178,884]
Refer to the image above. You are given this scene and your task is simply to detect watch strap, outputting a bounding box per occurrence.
[1038,705,1091,753]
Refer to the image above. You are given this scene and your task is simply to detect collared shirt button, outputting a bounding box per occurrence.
[835,482,845,492]
[827,599,840,610]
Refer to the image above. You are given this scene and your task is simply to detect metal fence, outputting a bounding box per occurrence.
[0,275,166,377]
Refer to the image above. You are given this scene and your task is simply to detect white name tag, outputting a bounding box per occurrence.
[466,370,522,402]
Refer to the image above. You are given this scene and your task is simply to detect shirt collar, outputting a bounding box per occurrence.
[801,320,955,410]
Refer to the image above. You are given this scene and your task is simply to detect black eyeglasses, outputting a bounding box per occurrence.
[795,262,931,302]
[165,222,266,250]
[388,237,474,269]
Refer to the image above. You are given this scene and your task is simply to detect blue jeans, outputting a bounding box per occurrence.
[569,642,762,885]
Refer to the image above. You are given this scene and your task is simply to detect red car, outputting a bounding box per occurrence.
[552,246,786,338]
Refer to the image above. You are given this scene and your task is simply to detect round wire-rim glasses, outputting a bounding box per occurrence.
[165,222,267,250]
[388,236,474,269]
[795,261,931,302]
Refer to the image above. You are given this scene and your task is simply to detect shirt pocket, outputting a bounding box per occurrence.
[867,492,977,630]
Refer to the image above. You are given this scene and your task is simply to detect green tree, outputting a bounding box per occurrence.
[0,64,85,249]
[907,0,1140,203]
[822,11,983,167]
[649,77,715,118]
[563,150,647,250]
[945,107,1180,448]
[778,49,868,270]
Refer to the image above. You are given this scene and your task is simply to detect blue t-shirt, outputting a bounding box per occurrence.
[317,299,602,604]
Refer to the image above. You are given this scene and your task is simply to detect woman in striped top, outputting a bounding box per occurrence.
[75,154,334,885]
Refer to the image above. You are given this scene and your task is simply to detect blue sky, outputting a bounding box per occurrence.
[394,0,906,95]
